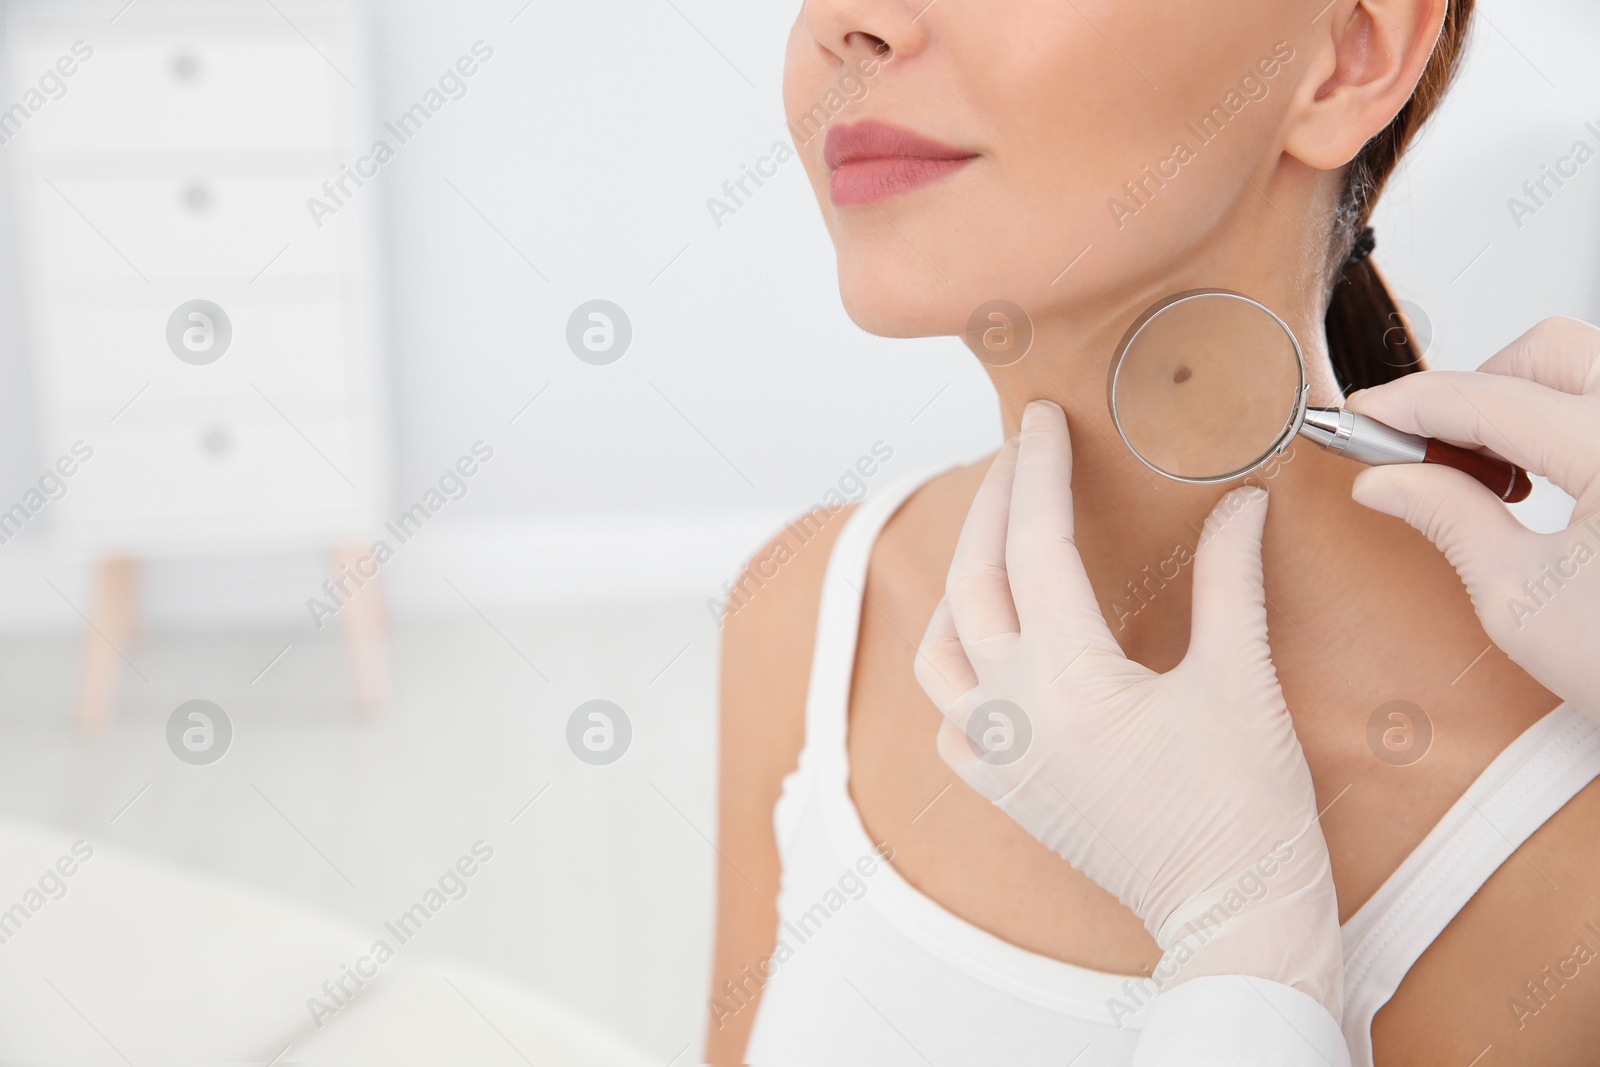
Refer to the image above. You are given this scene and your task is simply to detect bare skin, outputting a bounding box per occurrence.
[708,0,1600,1061]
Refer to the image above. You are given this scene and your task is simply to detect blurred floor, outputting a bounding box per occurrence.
[0,599,717,1059]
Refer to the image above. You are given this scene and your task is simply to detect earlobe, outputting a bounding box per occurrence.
[1282,0,1448,171]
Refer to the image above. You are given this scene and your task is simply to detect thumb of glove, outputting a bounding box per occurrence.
[1352,463,1530,603]
[1184,485,1274,687]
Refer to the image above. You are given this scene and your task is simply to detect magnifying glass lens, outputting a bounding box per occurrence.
[1110,292,1304,480]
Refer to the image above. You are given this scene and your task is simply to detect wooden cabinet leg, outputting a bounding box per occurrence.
[334,545,390,716]
[78,557,139,737]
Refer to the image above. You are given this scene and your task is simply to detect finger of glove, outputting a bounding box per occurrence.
[1352,462,1537,600]
[934,713,1044,818]
[947,436,1022,650]
[914,597,980,711]
[1344,370,1598,500]
[934,718,984,788]
[1007,400,1124,660]
[1476,316,1600,396]
[1183,486,1276,685]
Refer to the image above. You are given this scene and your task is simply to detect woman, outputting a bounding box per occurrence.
[710,0,1600,1063]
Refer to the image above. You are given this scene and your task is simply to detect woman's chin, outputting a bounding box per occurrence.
[836,271,965,340]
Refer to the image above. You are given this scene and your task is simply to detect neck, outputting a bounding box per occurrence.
[968,291,1353,670]
[957,291,1554,743]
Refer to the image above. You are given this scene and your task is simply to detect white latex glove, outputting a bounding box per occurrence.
[1345,316,1600,720]
[915,400,1343,1019]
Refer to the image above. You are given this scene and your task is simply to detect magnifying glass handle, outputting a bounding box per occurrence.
[1300,407,1533,503]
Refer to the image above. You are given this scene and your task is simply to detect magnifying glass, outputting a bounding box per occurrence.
[1107,289,1532,502]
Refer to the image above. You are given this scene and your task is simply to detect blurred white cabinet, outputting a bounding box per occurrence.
[5,0,387,553]
[2,0,390,724]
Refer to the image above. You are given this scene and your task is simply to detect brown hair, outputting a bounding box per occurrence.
[1324,0,1475,393]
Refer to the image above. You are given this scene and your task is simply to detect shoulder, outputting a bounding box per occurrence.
[717,458,987,781]
[1373,772,1600,1064]
[716,458,975,752]
[717,496,862,726]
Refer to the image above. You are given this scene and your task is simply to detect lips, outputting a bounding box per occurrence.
[823,120,976,206]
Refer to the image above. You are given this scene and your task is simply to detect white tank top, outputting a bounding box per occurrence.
[744,464,1600,1067]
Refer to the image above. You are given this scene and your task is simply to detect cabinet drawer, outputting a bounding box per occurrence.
[15,167,353,284]
[29,284,363,413]
[49,411,376,552]
[4,14,349,155]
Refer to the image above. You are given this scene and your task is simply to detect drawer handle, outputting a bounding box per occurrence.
[200,425,232,458]
[183,182,211,213]
[171,50,201,82]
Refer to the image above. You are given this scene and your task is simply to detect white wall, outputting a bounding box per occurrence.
[1370,0,1600,364]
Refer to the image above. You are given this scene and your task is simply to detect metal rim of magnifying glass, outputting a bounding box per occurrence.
[1107,288,1311,485]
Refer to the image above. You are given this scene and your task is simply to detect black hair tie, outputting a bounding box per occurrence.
[1343,226,1376,271]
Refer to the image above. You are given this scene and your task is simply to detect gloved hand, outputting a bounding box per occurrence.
[1345,316,1600,720]
[915,399,1342,1018]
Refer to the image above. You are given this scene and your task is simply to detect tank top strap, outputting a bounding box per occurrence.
[1340,703,1600,1065]
[801,463,956,779]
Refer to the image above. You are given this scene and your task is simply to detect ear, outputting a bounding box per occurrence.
[1283,0,1449,169]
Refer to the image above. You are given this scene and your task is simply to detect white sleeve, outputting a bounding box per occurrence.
[1131,976,1352,1067]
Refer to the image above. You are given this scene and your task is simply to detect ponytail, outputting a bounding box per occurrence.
[1324,256,1422,393]
[1322,0,1476,395]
